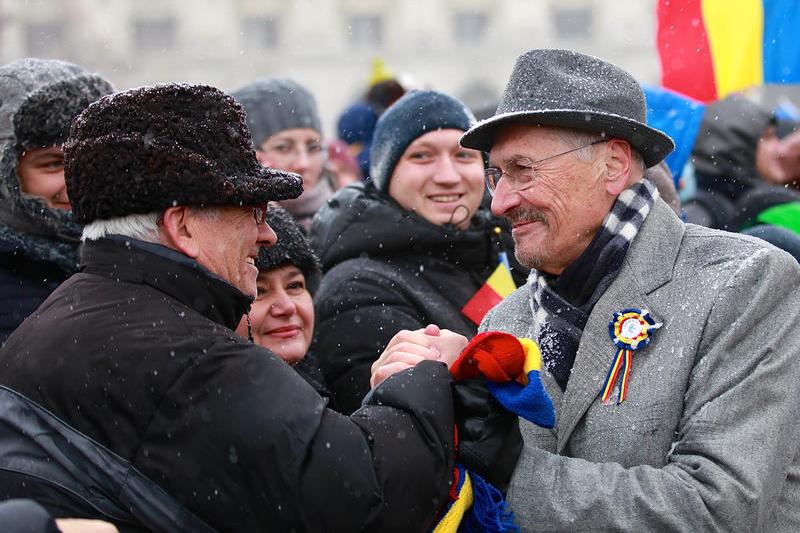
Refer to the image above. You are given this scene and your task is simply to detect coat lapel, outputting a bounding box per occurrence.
[555,199,683,452]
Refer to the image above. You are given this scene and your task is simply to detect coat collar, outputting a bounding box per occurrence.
[79,236,253,331]
[555,198,684,451]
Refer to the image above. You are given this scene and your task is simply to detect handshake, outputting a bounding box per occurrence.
[370,324,468,388]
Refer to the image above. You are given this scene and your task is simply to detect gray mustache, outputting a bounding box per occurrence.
[507,207,548,227]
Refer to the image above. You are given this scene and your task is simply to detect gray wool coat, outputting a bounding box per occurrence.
[480,198,800,532]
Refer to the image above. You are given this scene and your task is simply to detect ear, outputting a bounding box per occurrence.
[160,206,201,258]
[603,139,637,196]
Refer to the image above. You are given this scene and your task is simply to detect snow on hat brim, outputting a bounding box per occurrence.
[460,49,674,168]
[460,109,674,168]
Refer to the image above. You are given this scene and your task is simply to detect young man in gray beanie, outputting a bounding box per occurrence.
[232,77,334,230]
[396,48,800,531]
[0,83,486,532]
[0,58,112,341]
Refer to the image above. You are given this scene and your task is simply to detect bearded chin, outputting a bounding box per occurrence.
[512,235,546,270]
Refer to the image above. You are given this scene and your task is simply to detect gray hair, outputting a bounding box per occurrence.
[81,206,221,243]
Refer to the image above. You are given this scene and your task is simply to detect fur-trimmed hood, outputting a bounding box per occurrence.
[0,58,112,272]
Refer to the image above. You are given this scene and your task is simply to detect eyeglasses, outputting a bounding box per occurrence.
[484,139,608,195]
[253,206,268,225]
[259,140,325,163]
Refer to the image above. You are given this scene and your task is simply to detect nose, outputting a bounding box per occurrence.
[269,289,297,317]
[431,155,461,185]
[257,222,278,247]
[490,180,522,217]
[291,150,311,175]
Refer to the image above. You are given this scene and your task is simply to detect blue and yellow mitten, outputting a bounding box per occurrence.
[435,332,555,532]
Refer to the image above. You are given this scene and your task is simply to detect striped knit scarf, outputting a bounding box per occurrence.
[528,179,659,391]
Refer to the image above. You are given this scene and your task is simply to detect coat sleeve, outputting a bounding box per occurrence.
[507,248,800,532]
[174,352,455,532]
[312,266,430,415]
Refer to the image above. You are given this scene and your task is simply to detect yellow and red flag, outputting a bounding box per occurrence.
[461,262,516,326]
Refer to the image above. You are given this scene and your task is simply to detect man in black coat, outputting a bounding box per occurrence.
[0,85,464,532]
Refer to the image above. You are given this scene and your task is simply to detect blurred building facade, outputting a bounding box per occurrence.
[0,0,659,134]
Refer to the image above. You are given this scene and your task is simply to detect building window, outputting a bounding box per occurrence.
[453,11,488,44]
[242,17,280,50]
[347,14,382,47]
[24,22,64,57]
[132,17,176,52]
[552,7,594,39]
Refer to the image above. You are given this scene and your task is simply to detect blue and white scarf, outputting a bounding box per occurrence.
[529,179,659,390]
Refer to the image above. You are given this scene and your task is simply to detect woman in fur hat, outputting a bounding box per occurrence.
[0,58,112,341]
[310,90,527,414]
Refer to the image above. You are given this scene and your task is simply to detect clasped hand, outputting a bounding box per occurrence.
[370,324,468,388]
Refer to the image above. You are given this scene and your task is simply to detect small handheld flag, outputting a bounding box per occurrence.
[461,262,516,326]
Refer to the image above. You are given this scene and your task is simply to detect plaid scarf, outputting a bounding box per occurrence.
[529,179,659,391]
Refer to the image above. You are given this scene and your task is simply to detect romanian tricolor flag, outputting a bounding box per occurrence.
[657,0,800,102]
[461,261,516,326]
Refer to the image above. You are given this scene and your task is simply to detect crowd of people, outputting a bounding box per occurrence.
[0,46,798,533]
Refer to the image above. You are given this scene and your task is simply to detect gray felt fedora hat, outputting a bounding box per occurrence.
[460,49,674,167]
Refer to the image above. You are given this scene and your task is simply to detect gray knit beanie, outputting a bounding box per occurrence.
[369,90,476,191]
[232,78,322,147]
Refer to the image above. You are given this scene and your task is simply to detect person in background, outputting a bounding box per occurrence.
[336,100,378,178]
[311,90,526,415]
[235,204,328,394]
[232,77,333,230]
[0,58,112,342]
[325,139,363,189]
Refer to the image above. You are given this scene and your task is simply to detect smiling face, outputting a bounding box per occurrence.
[387,129,485,229]
[16,146,70,209]
[236,264,314,364]
[190,207,277,298]
[488,124,622,275]
[256,128,325,189]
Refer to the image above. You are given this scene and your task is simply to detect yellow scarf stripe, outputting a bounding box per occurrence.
[432,472,474,533]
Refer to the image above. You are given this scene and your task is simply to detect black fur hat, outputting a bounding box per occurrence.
[257,205,321,291]
[64,84,303,224]
[14,74,113,152]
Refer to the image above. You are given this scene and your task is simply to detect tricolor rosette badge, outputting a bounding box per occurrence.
[601,309,662,404]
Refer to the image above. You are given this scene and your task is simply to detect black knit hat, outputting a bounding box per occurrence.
[256,205,321,292]
[232,78,322,147]
[64,84,303,224]
[460,49,674,167]
[369,90,476,191]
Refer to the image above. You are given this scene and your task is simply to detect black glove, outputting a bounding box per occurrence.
[453,380,522,493]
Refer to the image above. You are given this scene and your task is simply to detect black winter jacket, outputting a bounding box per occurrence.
[310,183,527,414]
[0,236,455,532]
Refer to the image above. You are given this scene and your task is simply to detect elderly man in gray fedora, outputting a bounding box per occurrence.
[457,49,800,531]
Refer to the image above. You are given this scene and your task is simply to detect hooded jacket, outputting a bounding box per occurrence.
[0,58,112,341]
[310,182,527,414]
[0,236,455,532]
